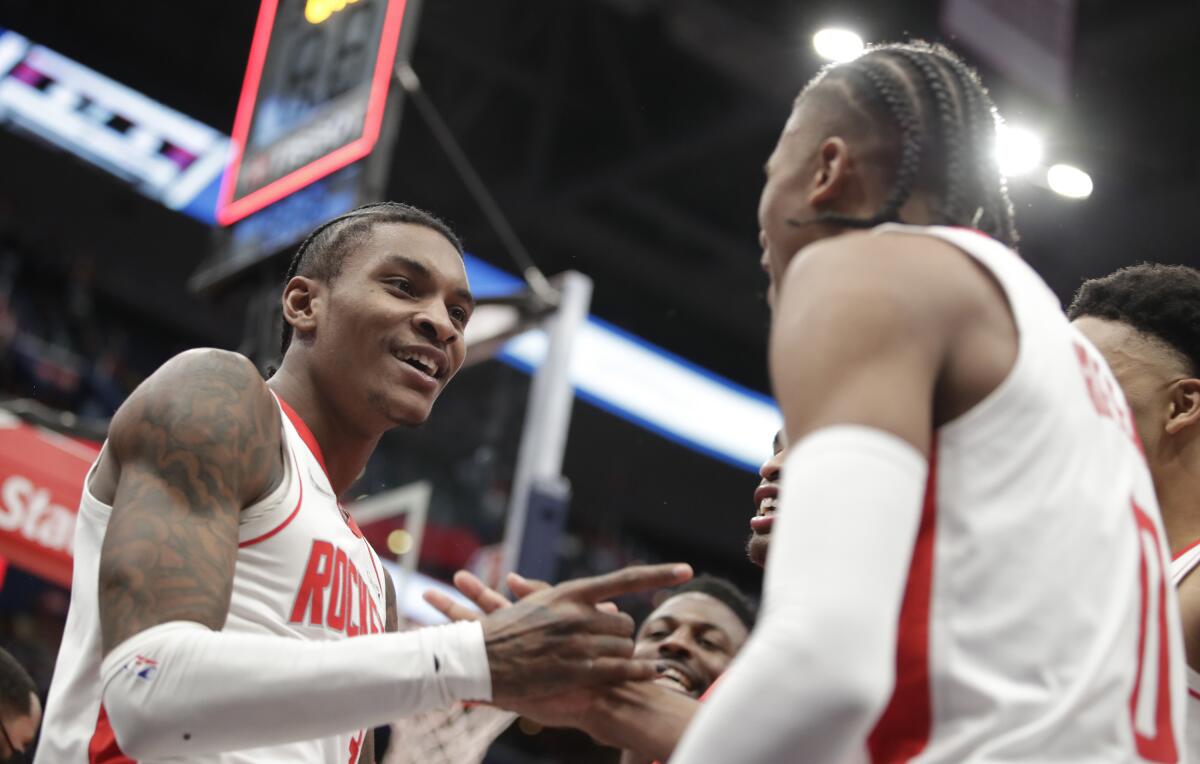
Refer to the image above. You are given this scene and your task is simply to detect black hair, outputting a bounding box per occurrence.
[278,202,464,357]
[1068,263,1200,376]
[661,574,757,631]
[794,40,1018,248]
[0,648,35,717]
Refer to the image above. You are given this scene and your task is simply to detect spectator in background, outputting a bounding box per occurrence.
[0,647,40,762]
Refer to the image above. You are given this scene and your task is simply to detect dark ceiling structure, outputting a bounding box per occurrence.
[0,0,1196,583]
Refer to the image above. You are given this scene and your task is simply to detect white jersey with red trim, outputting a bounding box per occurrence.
[1170,542,1200,762]
[862,225,1185,762]
[37,393,388,764]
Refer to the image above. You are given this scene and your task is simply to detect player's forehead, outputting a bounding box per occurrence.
[348,221,469,287]
[642,592,743,636]
[1074,316,1186,380]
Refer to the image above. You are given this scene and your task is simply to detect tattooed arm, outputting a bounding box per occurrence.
[99,348,282,654]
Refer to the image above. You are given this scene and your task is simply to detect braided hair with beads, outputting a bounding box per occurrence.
[790,40,1018,248]
[276,202,463,359]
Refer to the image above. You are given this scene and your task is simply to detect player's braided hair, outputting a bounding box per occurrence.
[1068,263,1200,377]
[794,40,1017,248]
[278,202,463,357]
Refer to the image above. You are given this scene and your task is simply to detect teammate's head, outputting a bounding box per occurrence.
[0,648,39,760]
[758,40,1016,301]
[277,202,473,428]
[634,574,755,698]
[747,430,788,567]
[1069,264,1200,494]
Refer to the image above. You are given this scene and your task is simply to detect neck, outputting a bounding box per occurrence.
[619,751,652,764]
[1154,456,1200,557]
[266,360,380,497]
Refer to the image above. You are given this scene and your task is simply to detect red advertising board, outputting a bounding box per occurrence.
[0,413,99,587]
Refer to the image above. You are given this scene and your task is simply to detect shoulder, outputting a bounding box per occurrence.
[107,349,282,499]
[776,229,1009,350]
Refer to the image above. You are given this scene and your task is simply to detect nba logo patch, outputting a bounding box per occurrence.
[130,655,158,681]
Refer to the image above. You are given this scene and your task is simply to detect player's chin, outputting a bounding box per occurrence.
[746,532,769,568]
[380,388,439,427]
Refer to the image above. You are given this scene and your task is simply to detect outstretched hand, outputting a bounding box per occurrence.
[423,570,548,622]
[481,563,692,707]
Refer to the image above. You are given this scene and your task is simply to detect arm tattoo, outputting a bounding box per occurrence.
[98,350,282,654]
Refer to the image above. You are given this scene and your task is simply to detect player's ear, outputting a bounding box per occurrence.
[1164,378,1200,436]
[808,137,852,209]
[282,276,321,339]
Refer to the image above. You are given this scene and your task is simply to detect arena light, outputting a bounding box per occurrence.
[995,123,1043,177]
[1046,163,1093,199]
[813,28,865,62]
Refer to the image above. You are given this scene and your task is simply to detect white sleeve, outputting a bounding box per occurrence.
[671,425,928,764]
[100,619,490,759]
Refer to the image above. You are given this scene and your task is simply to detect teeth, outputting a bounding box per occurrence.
[759,497,778,514]
[400,351,440,377]
[660,667,691,689]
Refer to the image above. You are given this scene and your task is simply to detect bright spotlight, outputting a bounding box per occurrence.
[1046,164,1093,199]
[813,29,865,62]
[995,124,1043,177]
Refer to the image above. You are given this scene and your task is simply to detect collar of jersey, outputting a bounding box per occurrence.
[272,392,330,481]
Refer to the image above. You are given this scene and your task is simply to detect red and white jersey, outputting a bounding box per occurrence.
[37,393,388,763]
[863,225,1185,762]
[1170,541,1200,761]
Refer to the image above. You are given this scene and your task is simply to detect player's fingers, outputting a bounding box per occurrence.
[582,608,636,637]
[453,570,512,613]
[596,601,619,615]
[580,657,659,686]
[422,589,482,622]
[561,563,692,603]
[507,572,550,599]
[569,634,635,660]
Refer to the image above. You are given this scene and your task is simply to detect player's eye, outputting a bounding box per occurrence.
[387,278,414,295]
[449,306,468,324]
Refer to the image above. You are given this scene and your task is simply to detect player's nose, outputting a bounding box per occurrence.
[414,304,458,345]
[657,627,694,659]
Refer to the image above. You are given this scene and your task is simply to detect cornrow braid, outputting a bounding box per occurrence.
[790,40,1018,248]
[805,58,924,231]
[936,53,1017,247]
[890,48,966,223]
[277,201,464,360]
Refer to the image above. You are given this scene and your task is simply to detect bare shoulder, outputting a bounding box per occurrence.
[779,229,999,327]
[104,348,282,506]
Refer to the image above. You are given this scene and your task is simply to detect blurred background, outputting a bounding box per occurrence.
[0,0,1195,760]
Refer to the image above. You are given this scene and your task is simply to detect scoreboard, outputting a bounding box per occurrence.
[215,0,409,226]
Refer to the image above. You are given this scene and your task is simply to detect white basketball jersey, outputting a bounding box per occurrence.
[1170,541,1200,762]
[860,225,1185,762]
[37,393,388,763]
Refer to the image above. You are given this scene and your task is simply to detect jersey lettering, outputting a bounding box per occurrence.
[1074,341,1141,450]
[1130,499,1179,762]
[289,539,378,637]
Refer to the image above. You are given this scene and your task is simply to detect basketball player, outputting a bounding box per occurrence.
[671,40,1185,762]
[1069,263,1200,758]
[0,647,39,762]
[36,202,691,763]
[425,572,755,764]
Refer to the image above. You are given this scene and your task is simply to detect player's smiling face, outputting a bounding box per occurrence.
[633,592,749,699]
[315,222,473,428]
[747,430,787,568]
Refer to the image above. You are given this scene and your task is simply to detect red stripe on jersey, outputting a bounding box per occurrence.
[274,393,330,479]
[1188,688,1200,702]
[89,704,136,763]
[867,436,938,763]
[1172,536,1200,563]
[239,475,303,548]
